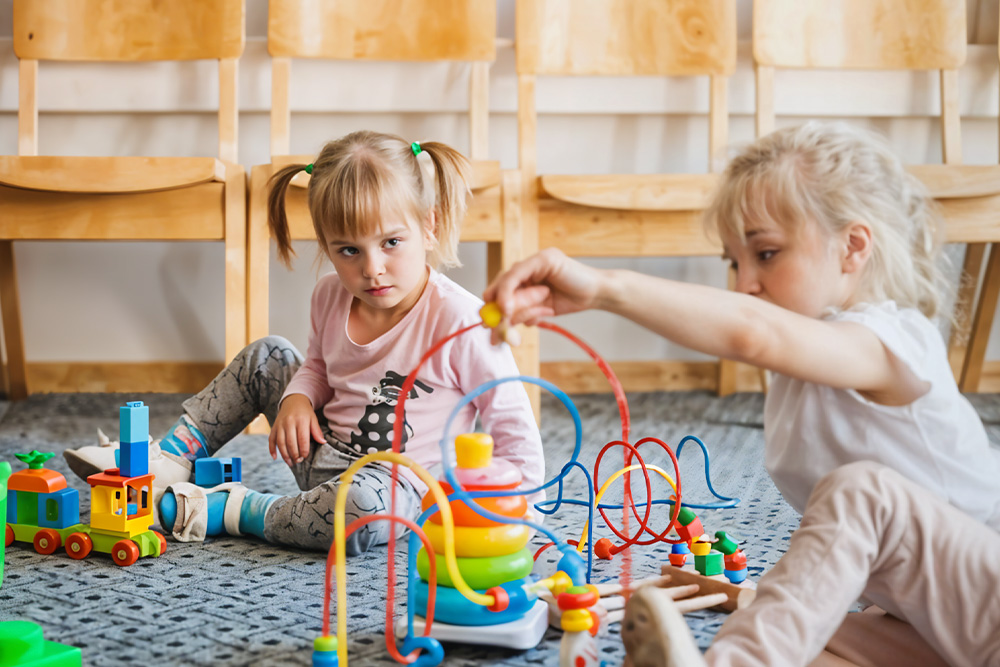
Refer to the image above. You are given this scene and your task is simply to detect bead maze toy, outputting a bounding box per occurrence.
[4,402,166,566]
[313,304,749,667]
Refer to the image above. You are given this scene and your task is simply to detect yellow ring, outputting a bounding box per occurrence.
[424,521,530,558]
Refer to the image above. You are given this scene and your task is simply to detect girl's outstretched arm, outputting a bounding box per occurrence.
[485,249,928,405]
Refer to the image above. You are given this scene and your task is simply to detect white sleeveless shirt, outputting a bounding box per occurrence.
[764,301,1000,531]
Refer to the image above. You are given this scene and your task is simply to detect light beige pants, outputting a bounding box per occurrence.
[706,461,1000,667]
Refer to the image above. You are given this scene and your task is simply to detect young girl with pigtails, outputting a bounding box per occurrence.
[65,130,544,555]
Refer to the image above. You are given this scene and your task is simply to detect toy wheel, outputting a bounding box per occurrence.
[33,528,61,555]
[155,531,167,556]
[111,539,140,567]
[5,524,12,547]
[65,532,93,560]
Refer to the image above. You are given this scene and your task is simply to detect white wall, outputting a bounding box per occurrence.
[2,0,1000,368]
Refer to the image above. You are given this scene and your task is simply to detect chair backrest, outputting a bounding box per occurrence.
[517,0,737,178]
[753,0,966,162]
[13,0,245,161]
[267,0,496,159]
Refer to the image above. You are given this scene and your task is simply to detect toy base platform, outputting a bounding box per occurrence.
[395,599,548,650]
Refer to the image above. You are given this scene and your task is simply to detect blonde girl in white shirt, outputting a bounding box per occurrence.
[485,122,1000,666]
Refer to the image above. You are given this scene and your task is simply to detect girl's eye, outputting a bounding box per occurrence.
[726,259,738,271]
[758,250,776,262]
[339,247,359,257]
[385,238,401,248]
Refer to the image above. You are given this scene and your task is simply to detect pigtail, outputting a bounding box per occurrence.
[417,142,472,269]
[267,164,308,268]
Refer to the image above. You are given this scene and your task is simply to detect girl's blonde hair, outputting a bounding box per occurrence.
[267,130,472,269]
[705,121,949,320]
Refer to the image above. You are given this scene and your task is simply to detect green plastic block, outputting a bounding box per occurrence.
[0,621,82,667]
[0,462,9,587]
[713,530,739,555]
[694,550,724,577]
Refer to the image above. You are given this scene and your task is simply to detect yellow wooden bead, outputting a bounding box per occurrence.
[479,302,503,328]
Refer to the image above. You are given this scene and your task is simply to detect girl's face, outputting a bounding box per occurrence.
[327,213,434,318]
[720,217,853,318]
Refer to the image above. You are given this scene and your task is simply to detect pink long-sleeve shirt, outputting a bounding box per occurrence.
[282,270,545,500]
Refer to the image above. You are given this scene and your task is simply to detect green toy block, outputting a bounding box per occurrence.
[713,530,739,555]
[0,621,81,667]
[0,462,9,587]
[694,550,724,576]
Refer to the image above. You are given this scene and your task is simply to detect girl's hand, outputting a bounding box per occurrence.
[483,248,604,340]
[269,394,325,467]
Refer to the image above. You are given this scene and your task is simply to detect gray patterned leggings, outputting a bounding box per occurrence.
[180,336,423,554]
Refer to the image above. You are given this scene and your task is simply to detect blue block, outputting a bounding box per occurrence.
[120,440,149,478]
[6,490,16,523]
[194,457,242,487]
[37,488,80,529]
[119,401,149,445]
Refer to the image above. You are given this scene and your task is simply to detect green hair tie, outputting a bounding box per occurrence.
[411,142,422,157]
[304,163,314,175]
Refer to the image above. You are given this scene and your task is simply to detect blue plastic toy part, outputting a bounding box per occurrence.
[398,636,444,667]
[37,488,80,530]
[311,636,338,666]
[724,568,748,584]
[119,401,149,445]
[412,578,537,626]
[194,457,242,487]
[119,441,149,478]
[671,542,692,555]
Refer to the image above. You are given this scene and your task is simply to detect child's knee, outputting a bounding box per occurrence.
[815,460,896,501]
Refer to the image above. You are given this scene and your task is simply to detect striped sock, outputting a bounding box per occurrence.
[158,415,210,461]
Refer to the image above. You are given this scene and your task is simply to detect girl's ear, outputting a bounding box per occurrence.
[423,209,437,250]
[842,220,873,274]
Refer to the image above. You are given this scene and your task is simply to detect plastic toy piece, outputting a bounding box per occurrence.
[694,550,724,576]
[668,541,690,567]
[312,636,338,667]
[416,548,533,589]
[724,568,748,584]
[0,462,9,586]
[724,550,747,570]
[0,620,81,666]
[713,530,739,555]
[674,505,705,543]
[479,302,503,329]
[194,457,242,487]
[689,538,712,556]
[395,599,548,651]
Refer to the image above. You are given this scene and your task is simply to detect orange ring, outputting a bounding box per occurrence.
[422,481,527,527]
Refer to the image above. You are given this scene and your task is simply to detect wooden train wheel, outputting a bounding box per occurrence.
[65,532,93,560]
[111,539,140,567]
[33,528,61,555]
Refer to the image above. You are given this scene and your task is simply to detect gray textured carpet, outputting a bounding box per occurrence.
[4,391,994,666]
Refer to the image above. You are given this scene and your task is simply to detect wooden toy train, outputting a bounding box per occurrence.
[4,401,165,566]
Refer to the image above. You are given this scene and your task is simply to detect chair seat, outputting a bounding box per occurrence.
[0,156,226,194]
[540,173,720,211]
[908,165,1000,199]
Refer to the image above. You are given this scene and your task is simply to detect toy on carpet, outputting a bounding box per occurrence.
[4,402,166,566]
[0,620,81,667]
[314,305,747,667]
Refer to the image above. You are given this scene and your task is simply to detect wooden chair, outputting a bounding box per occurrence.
[247,1,530,415]
[0,0,247,400]
[515,0,747,394]
[754,0,1000,392]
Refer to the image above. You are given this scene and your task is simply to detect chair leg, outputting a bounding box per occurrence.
[0,241,28,399]
[223,166,247,364]
[247,164,272,345]
[960,243,1000,392]
[948,243,985,381]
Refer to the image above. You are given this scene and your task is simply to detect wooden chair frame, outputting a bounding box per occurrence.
[0,0,247,400]
[754,0,1000,392]
[515,0,747,394]
[247,1,530,413]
